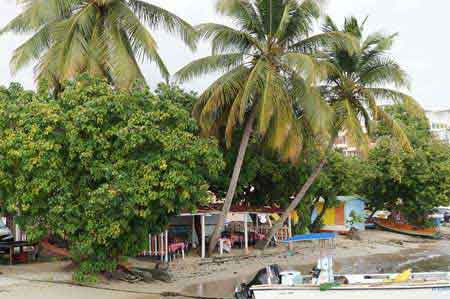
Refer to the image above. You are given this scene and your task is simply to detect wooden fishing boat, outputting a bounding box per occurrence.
[373,218,439,238]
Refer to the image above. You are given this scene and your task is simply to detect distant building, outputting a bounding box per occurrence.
[334,131,360,157]
[425,109,450,144]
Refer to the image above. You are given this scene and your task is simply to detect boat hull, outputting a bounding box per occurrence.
[373,218,439,238]
[251,283,450,299]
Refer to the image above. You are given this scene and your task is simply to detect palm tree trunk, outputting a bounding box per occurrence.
[258,133,339,249]
[309,197,328,232]
[207,108,257,256]
[257,158,327,249]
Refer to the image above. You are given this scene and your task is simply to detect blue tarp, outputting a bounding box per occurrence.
[281,232,336,243]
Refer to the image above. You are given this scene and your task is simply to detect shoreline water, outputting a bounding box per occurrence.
[1,230,449,299]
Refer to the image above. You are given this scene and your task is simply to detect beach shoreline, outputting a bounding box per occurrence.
[1,230,449,299]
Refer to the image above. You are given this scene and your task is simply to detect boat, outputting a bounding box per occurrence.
[247,271,450,299]
[234,233,450,299]
[373,218,439,239]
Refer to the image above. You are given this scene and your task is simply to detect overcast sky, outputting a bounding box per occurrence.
[0,0,447,110]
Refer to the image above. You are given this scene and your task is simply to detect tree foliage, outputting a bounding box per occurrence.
[0,0,197,89]
[0,76,224,279]
[362,137,450,225]
[361,105,450,225]
[374,103,431,147]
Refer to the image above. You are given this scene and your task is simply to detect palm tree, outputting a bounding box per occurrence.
[261,16,420,248]
[175,0,354,255]
[0,0,197,90]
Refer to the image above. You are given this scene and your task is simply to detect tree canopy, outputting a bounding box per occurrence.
[362,137,450,225]
[0,76,224,279]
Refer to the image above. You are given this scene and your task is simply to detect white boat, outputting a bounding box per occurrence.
[250,272,450,299]
[234,233,450,299]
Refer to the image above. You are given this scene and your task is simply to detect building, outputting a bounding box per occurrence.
[425,109,450,144]
[334,131,360,157]
[311,196,366,233]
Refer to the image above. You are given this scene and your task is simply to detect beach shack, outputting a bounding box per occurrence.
[141,203,288,260]
[312,196,365,233]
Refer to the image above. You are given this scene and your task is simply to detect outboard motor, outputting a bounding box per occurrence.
[234,264,281,299]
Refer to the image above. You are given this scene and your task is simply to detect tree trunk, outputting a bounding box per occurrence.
[257,158,327,249]
[309,197,328,232]
[207,108,257,255]
[257,130,340,250]
[368,210,377,221]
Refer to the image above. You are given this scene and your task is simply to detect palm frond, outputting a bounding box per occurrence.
[10,23,52,74]
[196,23,262,54]
[112,1,170,81]
[238,60,266,123]
[216,0,264,37]
[128,0,198,50]
[174,53,245,83]
[367,87,424,117]
[359,57,409,88]
[289,31,357,55]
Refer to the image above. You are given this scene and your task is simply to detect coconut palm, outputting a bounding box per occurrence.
[175,0,354,255]
[262,16,420,248]
[0,0,197,90]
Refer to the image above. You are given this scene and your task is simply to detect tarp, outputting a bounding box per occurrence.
[281,233,336,243]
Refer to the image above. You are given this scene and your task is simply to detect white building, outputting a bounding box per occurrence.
[334,131,360,157]
[425,109,450,144]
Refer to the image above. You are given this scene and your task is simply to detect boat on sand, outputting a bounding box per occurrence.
[373,218,439,239]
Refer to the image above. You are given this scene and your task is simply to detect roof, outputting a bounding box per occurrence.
[317,196,365,203]
[179,202,285,216]
[337,196,365,202]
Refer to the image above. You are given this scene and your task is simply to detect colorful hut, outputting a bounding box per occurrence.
[312,196,365,233]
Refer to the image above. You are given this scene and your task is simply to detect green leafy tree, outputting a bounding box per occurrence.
[175,0,353,255]
[0,0,197,90]
[374,103,431,147]
[0,76,224,279]
[362,137,450,225]
[263,16,417,247]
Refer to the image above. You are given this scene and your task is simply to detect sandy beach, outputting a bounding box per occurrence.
[1,229,450,299]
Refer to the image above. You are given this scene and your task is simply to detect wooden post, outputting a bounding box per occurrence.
[192,216,196,248]
[148,234,152,256]
[160,233,164,262]
[244,213,249,254]
[288,214,293,250]
[201,215,206,258]
[256,215,259,233]
[219,239,224,256]
[165,230,169,263]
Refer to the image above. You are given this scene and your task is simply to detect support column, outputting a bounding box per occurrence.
[149,234,152,256]
[165,230,169,263]
[288,214,293,250]
[160,233,164,262]
[201,215,206,258]
[192,216,196,248]
[244,213,248,254]
[154,235,158,256]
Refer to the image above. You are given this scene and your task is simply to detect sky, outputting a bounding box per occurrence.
[0,0,447,110]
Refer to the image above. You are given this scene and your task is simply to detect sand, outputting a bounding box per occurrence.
[1,229,449,299]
